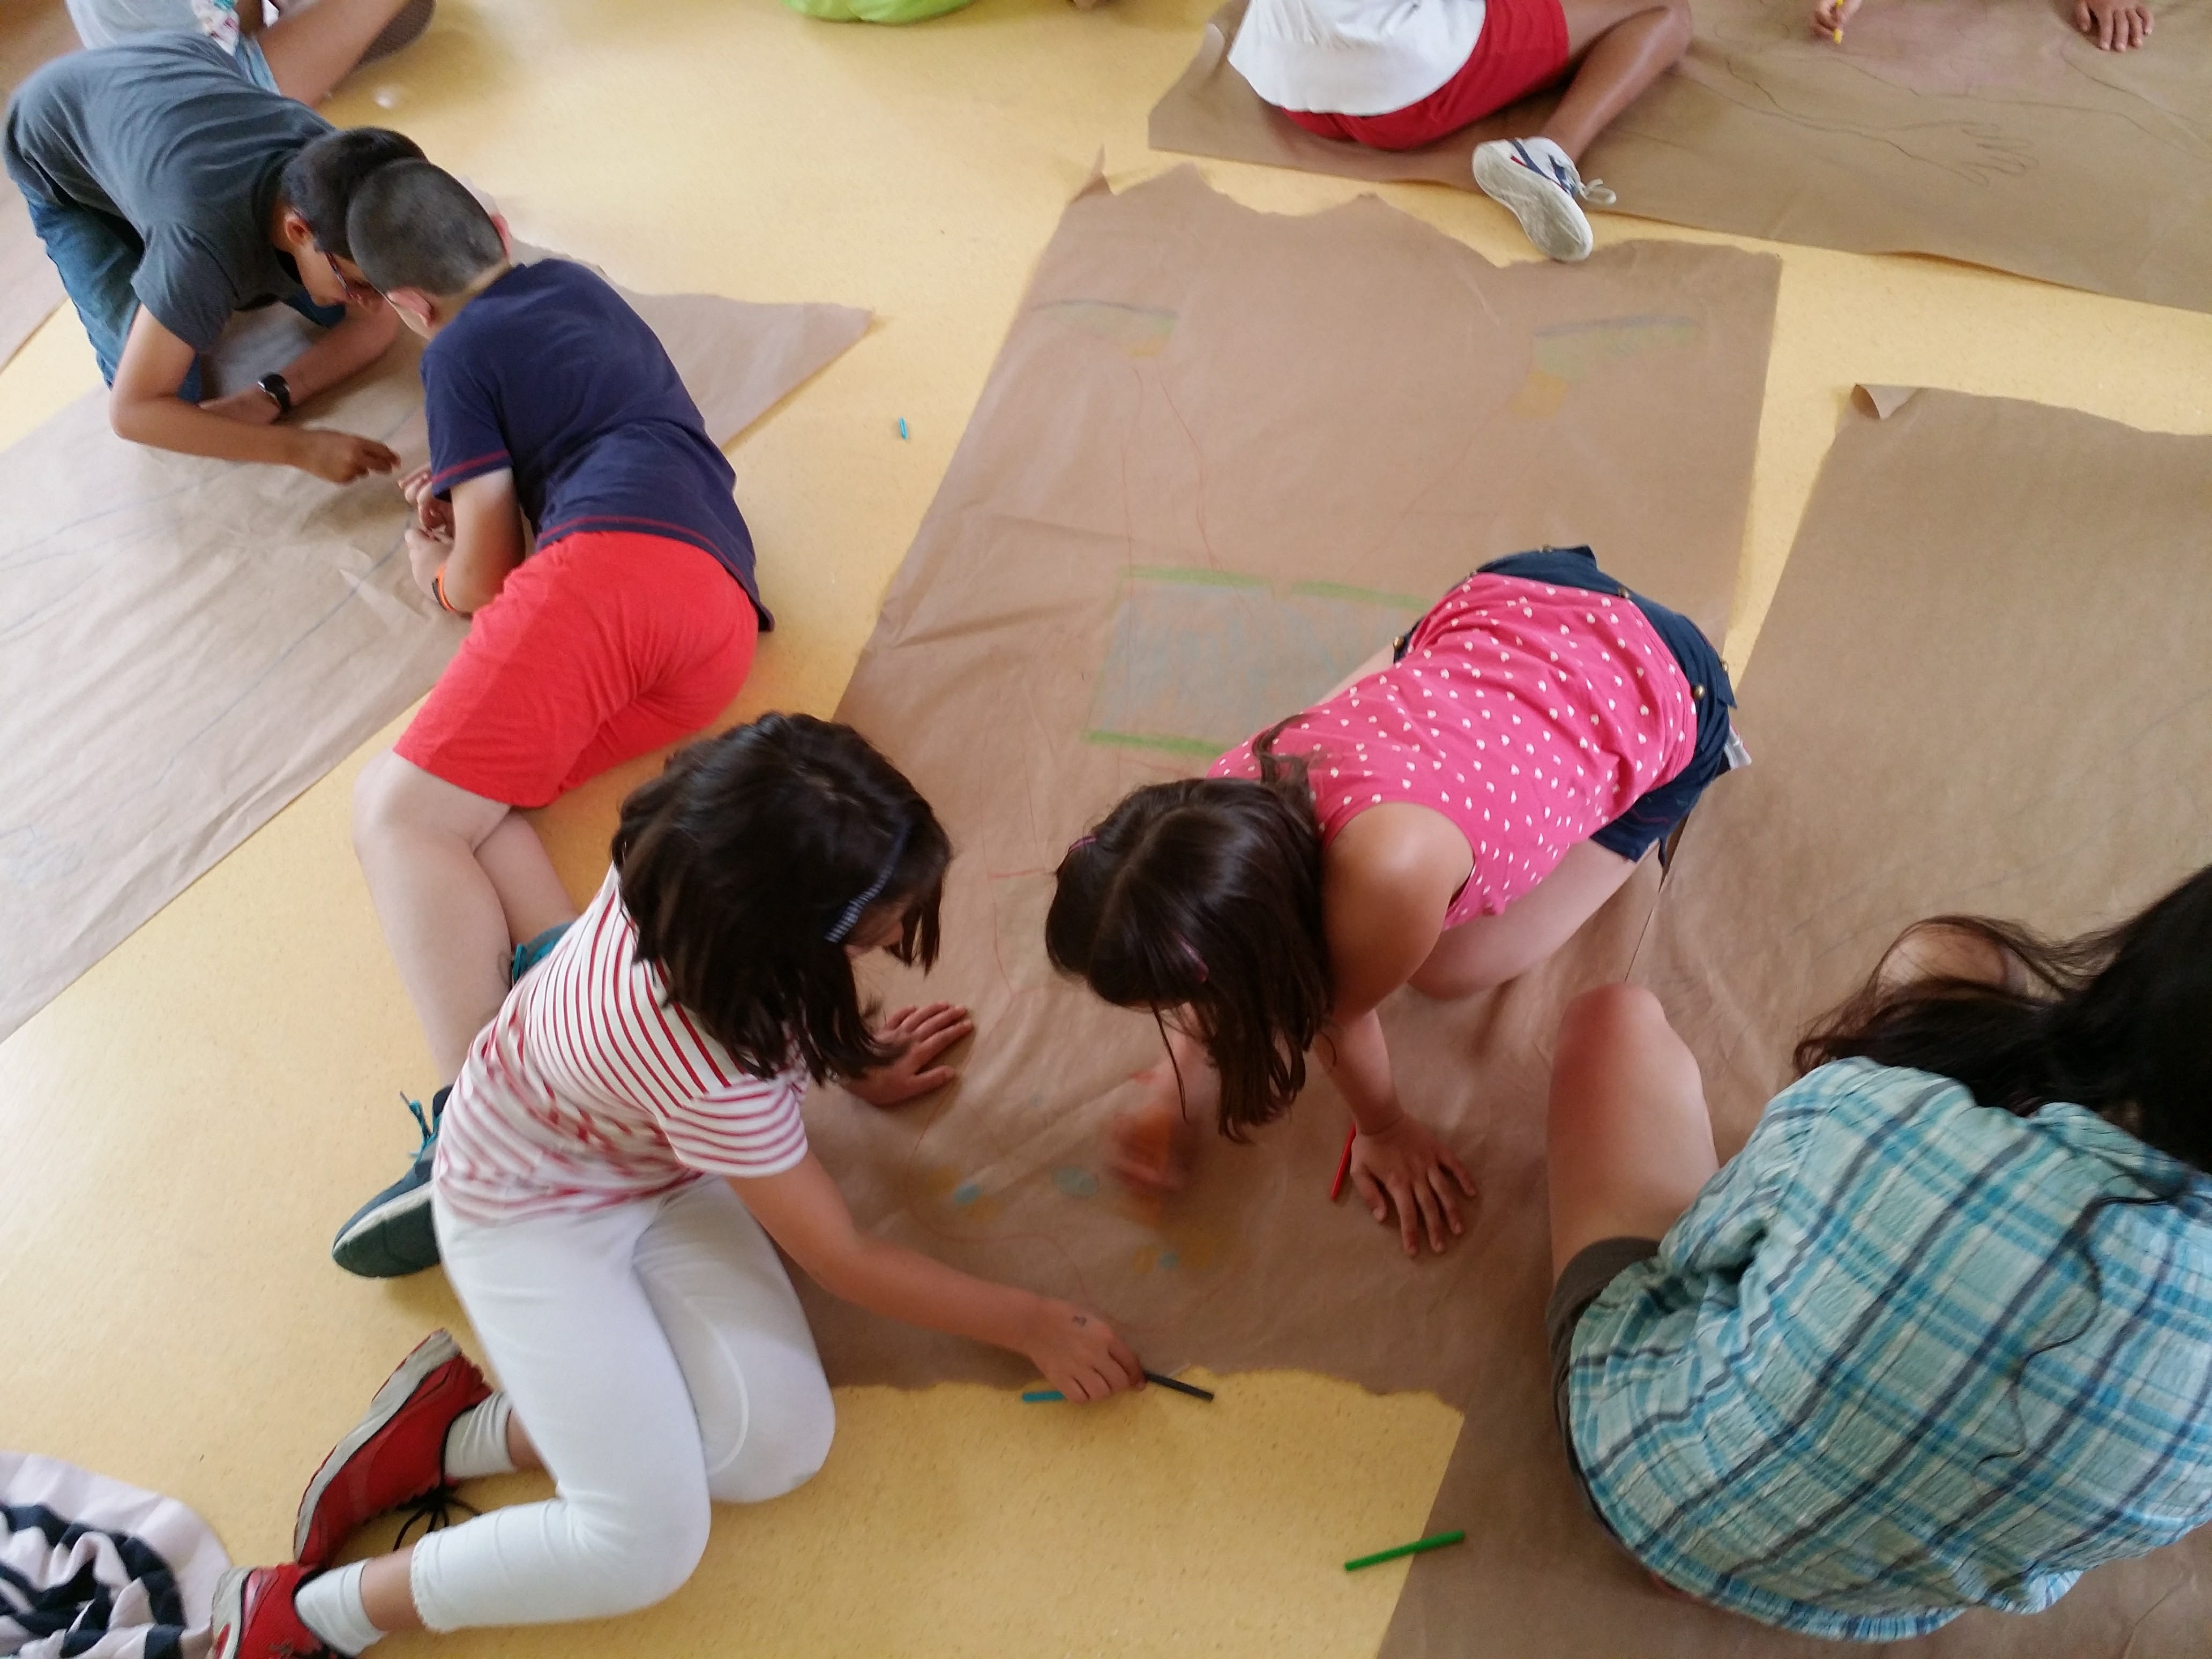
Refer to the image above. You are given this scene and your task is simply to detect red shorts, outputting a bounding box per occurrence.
[1280,0,1571,151]
[397,530,759,809]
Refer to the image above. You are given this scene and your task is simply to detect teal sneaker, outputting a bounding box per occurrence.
[331,1089,445,1279]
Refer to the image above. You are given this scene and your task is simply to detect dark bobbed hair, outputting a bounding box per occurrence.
[1797,863,2212,1174]
[611,713,951,1084]
[1045,727,1330,1139]
[345,159,506,297]
[277,128,424,258]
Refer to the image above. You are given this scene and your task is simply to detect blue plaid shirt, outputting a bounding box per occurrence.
[1569,1058,2212,1640]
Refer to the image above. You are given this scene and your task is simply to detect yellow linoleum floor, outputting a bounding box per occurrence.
[3,2,2211,1655]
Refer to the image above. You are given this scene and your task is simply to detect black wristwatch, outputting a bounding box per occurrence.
[256,371,293,417]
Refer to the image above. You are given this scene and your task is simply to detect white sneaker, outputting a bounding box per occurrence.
[1472,138,1617,262]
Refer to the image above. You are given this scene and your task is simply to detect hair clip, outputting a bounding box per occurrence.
[825,823,913,945]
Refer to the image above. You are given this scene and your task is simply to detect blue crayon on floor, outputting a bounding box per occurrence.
[898,417,909,439]
[1022,1388,1066,1402]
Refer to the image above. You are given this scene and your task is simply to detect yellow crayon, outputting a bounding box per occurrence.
[1830,24,1844,40]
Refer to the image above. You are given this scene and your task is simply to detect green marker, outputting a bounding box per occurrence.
[1021,1389,1066,1402]
[1343,1529,1466,1572]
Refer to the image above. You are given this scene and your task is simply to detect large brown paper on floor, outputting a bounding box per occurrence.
[0,0,77,368]
[0,264,868,1040]
[1152,0,2212,313]
[1380,388,2212,1657]
[797,167,1775,1400]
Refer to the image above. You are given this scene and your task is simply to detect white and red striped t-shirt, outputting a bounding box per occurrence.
[433,869,811,1224]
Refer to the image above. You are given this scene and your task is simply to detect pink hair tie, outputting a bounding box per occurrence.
[1069,834,1097,851]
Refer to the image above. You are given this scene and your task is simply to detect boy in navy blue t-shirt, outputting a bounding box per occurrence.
[333,159,768,1275]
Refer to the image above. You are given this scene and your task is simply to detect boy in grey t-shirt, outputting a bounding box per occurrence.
[4,33,412,482]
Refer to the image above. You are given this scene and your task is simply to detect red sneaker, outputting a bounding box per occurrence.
[293,1330,490,1568]
[209,1564,335,1659]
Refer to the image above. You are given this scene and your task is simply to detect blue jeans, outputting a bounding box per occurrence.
[12,168,342,402]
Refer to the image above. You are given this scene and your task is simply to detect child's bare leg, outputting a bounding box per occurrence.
[477,813,580,947]
[1408,839,1636,1000]
[1540,0,1694,163]
[352,753,573,1084]
[1545,984,1715,1275]
[257,0,411,104]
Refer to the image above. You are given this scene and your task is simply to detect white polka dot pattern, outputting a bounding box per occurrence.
[1212,574,1698,922]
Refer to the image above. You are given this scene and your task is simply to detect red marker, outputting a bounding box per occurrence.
[1328,1125,1357,1202]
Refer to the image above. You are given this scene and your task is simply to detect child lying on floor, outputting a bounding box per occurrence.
[1543,867,2212,1634]
[330,158,824,1278]
[212,718,1142,1659]
[1048,546,1740,1257]
[1228,0,1688,259]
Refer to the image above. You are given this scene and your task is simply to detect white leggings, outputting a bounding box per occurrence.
[413,1178,834,1630]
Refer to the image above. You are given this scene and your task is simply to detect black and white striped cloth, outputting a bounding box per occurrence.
[3,1452,227,1659]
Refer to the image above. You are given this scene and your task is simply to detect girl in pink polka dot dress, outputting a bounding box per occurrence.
[1047,548,1740,1257]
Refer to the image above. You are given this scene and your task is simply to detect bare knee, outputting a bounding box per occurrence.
[1556,983,1669,1067]
[350,750,409,854]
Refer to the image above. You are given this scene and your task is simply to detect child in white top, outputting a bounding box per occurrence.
[1229,0,1689,261]
[207,714,1143,1659]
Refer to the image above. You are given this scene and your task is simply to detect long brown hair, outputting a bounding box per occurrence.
[612,714,951,1082]
[1796,865,2212,1172]
[1045,727,1331,1138]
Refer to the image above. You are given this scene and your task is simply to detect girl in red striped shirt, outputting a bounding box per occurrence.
[210,715,1142,1659]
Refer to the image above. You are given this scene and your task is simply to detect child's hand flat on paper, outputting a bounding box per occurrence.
[399,465,454,534]
[845,1003,974,1106]
[1349,1114,1476,1257]
[2074,0,2151,49]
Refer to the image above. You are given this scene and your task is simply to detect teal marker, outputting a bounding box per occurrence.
[1021,1388,1065,1402]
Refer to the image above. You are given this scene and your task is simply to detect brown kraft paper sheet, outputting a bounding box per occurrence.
[1151,0,2212,314]
[798,165,1777,1399]
[0,263,869,1041]
[1380,387,2212,1657]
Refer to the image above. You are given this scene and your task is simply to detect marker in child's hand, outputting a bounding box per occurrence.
[1021,1371,1215,1403]
[1343,1529,1466,1572]
[1329,1124,1357,1202]
[1830,25,1844,41]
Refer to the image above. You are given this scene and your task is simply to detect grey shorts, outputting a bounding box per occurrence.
[1546,1235,1661,1516]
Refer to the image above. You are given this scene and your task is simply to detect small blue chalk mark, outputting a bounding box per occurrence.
[952,1180,982,1206]
[1159,1251,1180,1271]
[897,417,909,440]
[1052,1167,1101,1198]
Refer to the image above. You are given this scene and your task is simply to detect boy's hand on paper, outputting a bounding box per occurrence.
[1810,0,1859,34]
[1350,1115,1476,1257]
[845,1003,974,1106]
[1025,1300,1141,1402]
[406,525,453,601]
[198,387,282,427]
[400,466,454,534]
[2074,0,2150,48]
[292,429,400,484]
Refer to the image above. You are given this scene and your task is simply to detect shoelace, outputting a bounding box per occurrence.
[393,1486,481,1548]
[401,1091,436,1153]
[1575,176,1619,207]
[1510,139,1619,207]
